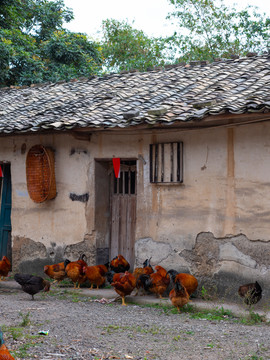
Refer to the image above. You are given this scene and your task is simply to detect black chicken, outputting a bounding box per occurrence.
[238,281,262,307]
[14,273,51,300]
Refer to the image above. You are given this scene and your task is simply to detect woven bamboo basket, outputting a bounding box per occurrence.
[26,145,56,203]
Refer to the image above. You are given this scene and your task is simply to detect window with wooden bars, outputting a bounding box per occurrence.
[149,142,183,183]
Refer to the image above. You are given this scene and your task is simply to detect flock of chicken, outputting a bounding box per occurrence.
[0,253,263,310]
[42,254,199,309]
[0,253,264,359]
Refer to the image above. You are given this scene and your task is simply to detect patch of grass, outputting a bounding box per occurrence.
[177,303,196,314]
[104,325,120,334]
[48,288,90,303]
[141,302,180,315]
[137,301,270,326]
[142,302,236,321]
[19,312,31,327]
[12,340,40,358]
[8,327,24,340]
[135,325,161,335]
[239,311,268,326]
[201,285,210,300]
[3,325,46,359]
[190,306,234,321]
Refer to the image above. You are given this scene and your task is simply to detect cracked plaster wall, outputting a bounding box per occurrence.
[12,235,96,275]
[135,232,270,302]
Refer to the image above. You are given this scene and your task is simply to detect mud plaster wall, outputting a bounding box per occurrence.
[135,232,270,303]
[0,134,96,272]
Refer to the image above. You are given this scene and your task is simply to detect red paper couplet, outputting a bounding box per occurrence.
[113,158,120,178]
[0,165,3,177]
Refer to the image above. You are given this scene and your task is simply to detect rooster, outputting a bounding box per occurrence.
[65,254,87,289]
[14,273,50,300]
[133,258,154,296]
[238,281,262,307]
[0,256,11,281]
[0,328,15,360]
[44,259,70,284]
[110,254,130,273]
[168,270,198,297]
[169,279,190,312]
[83,262,109,289]
[139,265,170,299]
[111,271,136,305]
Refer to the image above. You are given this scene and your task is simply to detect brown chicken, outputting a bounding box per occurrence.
[133,258,154,296]
[44,259,70,284]
[14,273,50,300]
[76,254,88,267]
[0,328,15,360]
[110,254,130,273]
[83,262,109,289]
[65,254,87,289]
[0,256,11,281]
[139,265,170,298]
[169,279,190,312]
[238,281,262,307]
[168,270,198,297]
[111,271,136,305]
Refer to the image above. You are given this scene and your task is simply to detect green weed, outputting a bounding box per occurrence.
[104,325,120,334]
[19,312,31,327]
[190,306,234,321]
[9,327,24,340]
[240,311,268,326]
[201,285,210,300]
[12,340,40,358]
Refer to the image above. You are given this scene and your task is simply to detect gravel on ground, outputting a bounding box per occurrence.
[0,284,270,360]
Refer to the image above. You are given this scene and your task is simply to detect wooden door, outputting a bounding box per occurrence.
[110,161,136,270]
[0,164,12,259]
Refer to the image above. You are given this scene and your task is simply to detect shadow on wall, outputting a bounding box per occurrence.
[135,232,270,303]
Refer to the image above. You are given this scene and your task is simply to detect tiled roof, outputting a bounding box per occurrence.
[0,54,270,134]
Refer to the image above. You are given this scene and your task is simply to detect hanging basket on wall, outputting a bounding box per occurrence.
[26,145,57,203]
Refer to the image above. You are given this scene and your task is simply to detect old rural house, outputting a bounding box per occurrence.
[0,54,269,300]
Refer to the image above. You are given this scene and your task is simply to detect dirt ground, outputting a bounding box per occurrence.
[0,283,270,360]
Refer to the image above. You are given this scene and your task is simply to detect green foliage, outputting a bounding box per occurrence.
[0,0,103,86]
[100,19,172,72]
[167,0,270,62]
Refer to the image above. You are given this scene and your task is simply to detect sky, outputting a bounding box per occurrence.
[63,0,270,39]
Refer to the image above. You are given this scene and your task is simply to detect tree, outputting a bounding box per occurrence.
[167,0,270,62]
[0,0,103,86]
[100,19,172,72]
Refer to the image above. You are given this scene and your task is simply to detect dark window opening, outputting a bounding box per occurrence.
[150,142,183,183]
